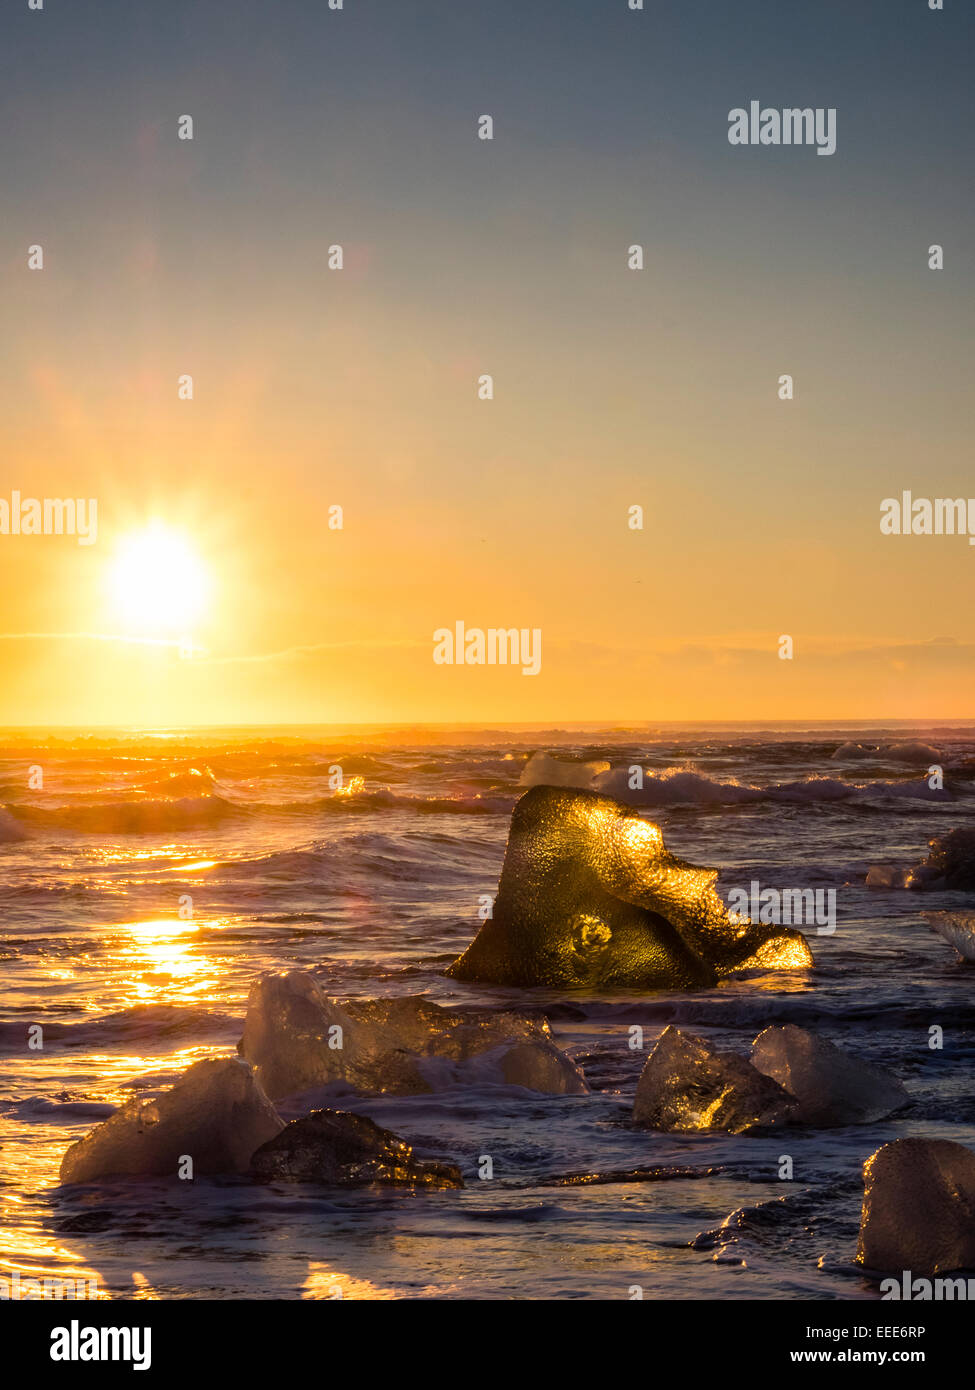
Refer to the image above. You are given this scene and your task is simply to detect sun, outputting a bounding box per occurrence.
[109,525,211,634]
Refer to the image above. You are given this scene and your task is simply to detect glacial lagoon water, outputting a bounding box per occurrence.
[2,722,975,1300]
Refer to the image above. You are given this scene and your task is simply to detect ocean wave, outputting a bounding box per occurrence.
[0,1096,118,1121]
[136,765,217,795]
[0,1005,239,1053]
[210,830,494,885]
[592,768,960,807]
[235,788,509,817]
[0,806,30,841]
[830,741,943,764]
[547,996,975,1031]
[348,790,510,816]
[0,770,959,853]
[1,784,512,837]
[6,794,241,834]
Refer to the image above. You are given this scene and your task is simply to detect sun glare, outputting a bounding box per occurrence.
[109,525,210,633]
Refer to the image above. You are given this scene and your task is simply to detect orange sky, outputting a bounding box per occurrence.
[2,0,972,726]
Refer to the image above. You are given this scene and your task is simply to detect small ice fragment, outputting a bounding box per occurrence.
[921,911,975,963]
[750,1024,908,1127]
[910,827,975,890]
[519,751,610,789]
[250,1108,463,1187]
[632,1026,796,1135]
[59,1058,282,1183]
[865,865,910,889]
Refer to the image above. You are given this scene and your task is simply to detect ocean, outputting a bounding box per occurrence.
[2,722,974,1300]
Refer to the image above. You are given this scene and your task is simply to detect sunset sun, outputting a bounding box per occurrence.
[109,525,211,633]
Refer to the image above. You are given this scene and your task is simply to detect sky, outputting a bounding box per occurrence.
[1,0,973,726]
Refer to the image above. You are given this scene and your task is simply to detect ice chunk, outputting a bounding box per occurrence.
[490,1039,587,1093]
[921,911,975,963]
[909,827,975,891]
[857,1138,975,1276]
[750,1025,908,1127]
[250,1108,463,1187]
[519,751,609,789]
[59,1058,282,1184]
[447,785,813,988]
[341,995,588,1095]
[632,1026,796,1135]
[865,864,910,889]
[237,970,380,1099]
[239,971,588,1099]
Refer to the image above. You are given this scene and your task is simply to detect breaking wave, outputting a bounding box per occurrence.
[7,794,242,834]
[0,1004,239,1054]
[593,768,958,807]
[0,787,513,837]
[0,806,30,841]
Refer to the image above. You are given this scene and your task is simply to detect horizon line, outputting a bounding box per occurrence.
[1,716,974,734]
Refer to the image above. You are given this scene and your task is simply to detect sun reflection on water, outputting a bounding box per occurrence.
[102,917,226,1006]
